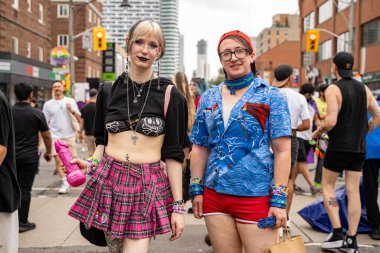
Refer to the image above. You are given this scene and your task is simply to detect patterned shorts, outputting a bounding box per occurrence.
[68,153,174,239]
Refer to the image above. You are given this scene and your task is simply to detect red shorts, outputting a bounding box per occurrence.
[203,187,270,224]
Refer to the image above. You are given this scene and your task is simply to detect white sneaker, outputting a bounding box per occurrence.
[58,183,70,194]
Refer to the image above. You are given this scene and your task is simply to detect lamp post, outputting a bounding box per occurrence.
[120,0,132,8]
[348,0,355,53]
[68,0,75,94]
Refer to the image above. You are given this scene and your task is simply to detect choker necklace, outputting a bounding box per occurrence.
[125,73,153,145]
[224,72,254,95]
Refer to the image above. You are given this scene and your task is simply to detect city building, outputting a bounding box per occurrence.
[255,41,301,85]
[253,14,300,85]
[0,0,52,103]
[160,0,180,78]
[102,0,180,78]
[102,0,161,44]
[50,0,103,99]
[299,0,380,94]
[196,39,210,81]
[253,14,299,57]
[179,34,185,72]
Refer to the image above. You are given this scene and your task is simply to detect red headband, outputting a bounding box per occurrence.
[217,30,254,52]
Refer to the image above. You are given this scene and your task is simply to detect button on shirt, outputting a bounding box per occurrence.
[190,77,291,197]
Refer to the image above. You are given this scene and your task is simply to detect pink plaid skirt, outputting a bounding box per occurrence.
[68,153,173,239]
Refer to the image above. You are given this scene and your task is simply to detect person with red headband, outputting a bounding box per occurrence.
[189,30,292,252]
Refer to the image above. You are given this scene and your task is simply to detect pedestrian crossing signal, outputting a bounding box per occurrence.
[93,28,106,51]
[306,30,319,53]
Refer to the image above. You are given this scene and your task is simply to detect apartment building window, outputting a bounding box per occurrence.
[89,10,92,23]
[12,37,18,54]
[57,35,69,47]
[318,40,332,61]
[38,47,43,61]
[302,52,313,66]
[97,18,101,26]
[318,0,333,24]
[12,0,19,10]
[337,0,349,11]
[303,12,315,32]
[88,66,92,78]
[38,4,44,24]
[362,18,380,46]
[337,31,355,52]
[26,42,31,58]
[58,4,69,17]
[27,0,32,12]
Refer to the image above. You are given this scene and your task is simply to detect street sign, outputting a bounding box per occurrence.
[82,30,93,49]
[102,42,116,81]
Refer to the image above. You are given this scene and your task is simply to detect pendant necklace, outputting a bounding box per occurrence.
[132,81,144,103]
[125,73,153,145]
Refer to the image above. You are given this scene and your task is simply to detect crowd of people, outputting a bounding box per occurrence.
[0,20,380,253]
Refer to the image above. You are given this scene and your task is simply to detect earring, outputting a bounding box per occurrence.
[125,55,129,72]
[157,60,160,90]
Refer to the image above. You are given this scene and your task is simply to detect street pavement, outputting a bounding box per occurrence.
[18,146,380,252]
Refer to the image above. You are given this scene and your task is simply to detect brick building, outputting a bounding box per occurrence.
[0,0,52,103]
[255,41,301,86]
[299,0,380,94]
[50,0,103,85]
[253,14,300,86]
[253,14,299,57]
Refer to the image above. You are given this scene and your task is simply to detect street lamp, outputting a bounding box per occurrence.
[120,0,131,8]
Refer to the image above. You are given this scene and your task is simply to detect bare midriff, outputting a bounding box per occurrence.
[106,131,165,163]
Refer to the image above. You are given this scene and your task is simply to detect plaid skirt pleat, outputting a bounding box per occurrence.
[68,153,174,239]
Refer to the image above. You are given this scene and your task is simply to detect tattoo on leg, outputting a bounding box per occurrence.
[328,197,338,207]
[104,231,123,253]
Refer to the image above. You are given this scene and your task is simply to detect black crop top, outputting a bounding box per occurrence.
[93,73,188,163]
[105,117,165,136]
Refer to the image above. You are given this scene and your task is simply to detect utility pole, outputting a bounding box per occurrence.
[348,0,355,53]
[69,0,75,93]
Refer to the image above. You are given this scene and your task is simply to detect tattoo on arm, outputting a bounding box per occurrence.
[328,197,338,207]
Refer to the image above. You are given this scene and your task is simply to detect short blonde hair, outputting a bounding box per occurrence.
[125,20,165,59]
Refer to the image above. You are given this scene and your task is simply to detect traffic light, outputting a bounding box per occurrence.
[93,27,106,51]
[306,30,319,53]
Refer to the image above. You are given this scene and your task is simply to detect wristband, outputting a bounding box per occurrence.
[86,156,100,174]
[173,199,186,214]
[189,177,204,198]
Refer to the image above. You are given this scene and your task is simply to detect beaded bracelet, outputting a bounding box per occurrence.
[86,156,100,174]
[173,200,186,214]
[189,177,204,198]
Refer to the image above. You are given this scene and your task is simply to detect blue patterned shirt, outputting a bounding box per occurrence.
[190,76,291,197]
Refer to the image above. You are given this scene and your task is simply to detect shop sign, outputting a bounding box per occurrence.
[0,61,11,71]
[363,71,380,84]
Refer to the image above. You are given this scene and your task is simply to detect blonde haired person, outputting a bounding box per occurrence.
[67,20,188,253]
[173,72,195,202]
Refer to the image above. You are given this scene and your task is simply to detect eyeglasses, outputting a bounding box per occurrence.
[133,39,159,51]
[219,48,249,62]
